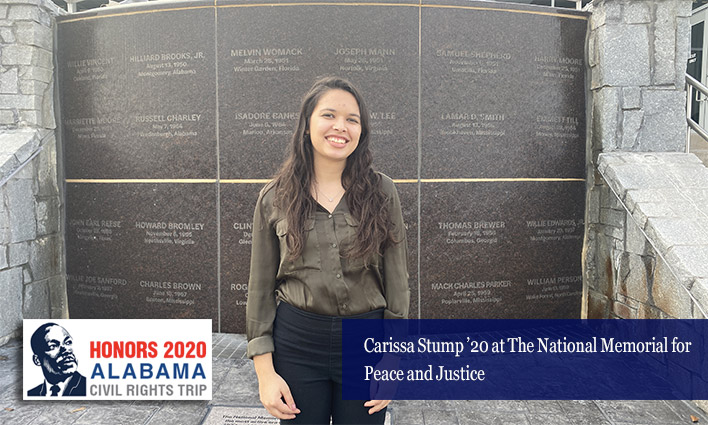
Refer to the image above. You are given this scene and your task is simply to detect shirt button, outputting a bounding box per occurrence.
[336,273,341,279]
[332,243,337,248]
[328,214,332,218]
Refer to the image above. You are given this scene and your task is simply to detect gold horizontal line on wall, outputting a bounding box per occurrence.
[217,2,418,9]
[220,179,271,184]
[420,4,587,20]
[419,178,586,183]
[65,178,584,184]
[58,2,587,23]
[65,179,217,184]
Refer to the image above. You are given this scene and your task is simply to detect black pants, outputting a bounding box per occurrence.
[273,302,386,425]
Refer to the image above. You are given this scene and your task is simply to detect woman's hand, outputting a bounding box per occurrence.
[253,353,300,420]
[364,352,398,415]
[258,371,300,419]
[364,399,390,415]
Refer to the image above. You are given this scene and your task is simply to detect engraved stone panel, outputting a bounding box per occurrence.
[65,183,218,329]
[58,5,216,179]
[217,1,418,180]
[421,2,586,179]
[420,181,585,319]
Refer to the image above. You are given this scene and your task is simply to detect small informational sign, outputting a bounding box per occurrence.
[202,406,278,425]
[23,319,211,400]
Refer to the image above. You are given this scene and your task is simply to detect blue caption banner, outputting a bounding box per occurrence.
[341,319,707,400]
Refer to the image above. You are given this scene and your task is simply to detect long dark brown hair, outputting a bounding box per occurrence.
[271,76,395,263]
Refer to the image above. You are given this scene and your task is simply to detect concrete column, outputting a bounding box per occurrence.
[0,0,66,345]
[584,0,692,319]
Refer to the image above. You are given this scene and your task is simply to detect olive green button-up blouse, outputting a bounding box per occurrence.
[246,173,410,359]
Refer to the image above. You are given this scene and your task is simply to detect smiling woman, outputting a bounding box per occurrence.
[245,77,410,424]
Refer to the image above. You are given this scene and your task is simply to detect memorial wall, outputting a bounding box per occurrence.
[57,0,588,332]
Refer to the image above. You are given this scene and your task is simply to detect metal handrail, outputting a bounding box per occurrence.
[687,73,708,97]
[686,73,708,151]
[0,147,42,188]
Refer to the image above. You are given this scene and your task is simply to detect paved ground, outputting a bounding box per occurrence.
[1,333,707,425]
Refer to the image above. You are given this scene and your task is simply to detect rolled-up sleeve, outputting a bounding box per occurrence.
[246,187,280,358]
[381,177,410,320]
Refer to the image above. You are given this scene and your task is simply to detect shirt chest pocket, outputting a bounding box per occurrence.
[275,219,321,272]
[340,213,366,271]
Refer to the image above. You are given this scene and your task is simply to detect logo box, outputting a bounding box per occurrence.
[23,319,212,400]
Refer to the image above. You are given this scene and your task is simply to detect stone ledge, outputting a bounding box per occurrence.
[599,152,708,316]
[0,128,49,185]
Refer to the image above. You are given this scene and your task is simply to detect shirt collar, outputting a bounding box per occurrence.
[44,376,70,397]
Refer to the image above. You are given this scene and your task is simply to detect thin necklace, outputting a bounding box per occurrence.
[315,183,342,203]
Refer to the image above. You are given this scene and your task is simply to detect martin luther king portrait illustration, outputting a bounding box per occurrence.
[27,323,86,397]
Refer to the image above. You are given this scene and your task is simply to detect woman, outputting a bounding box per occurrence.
[246,76,409,424]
